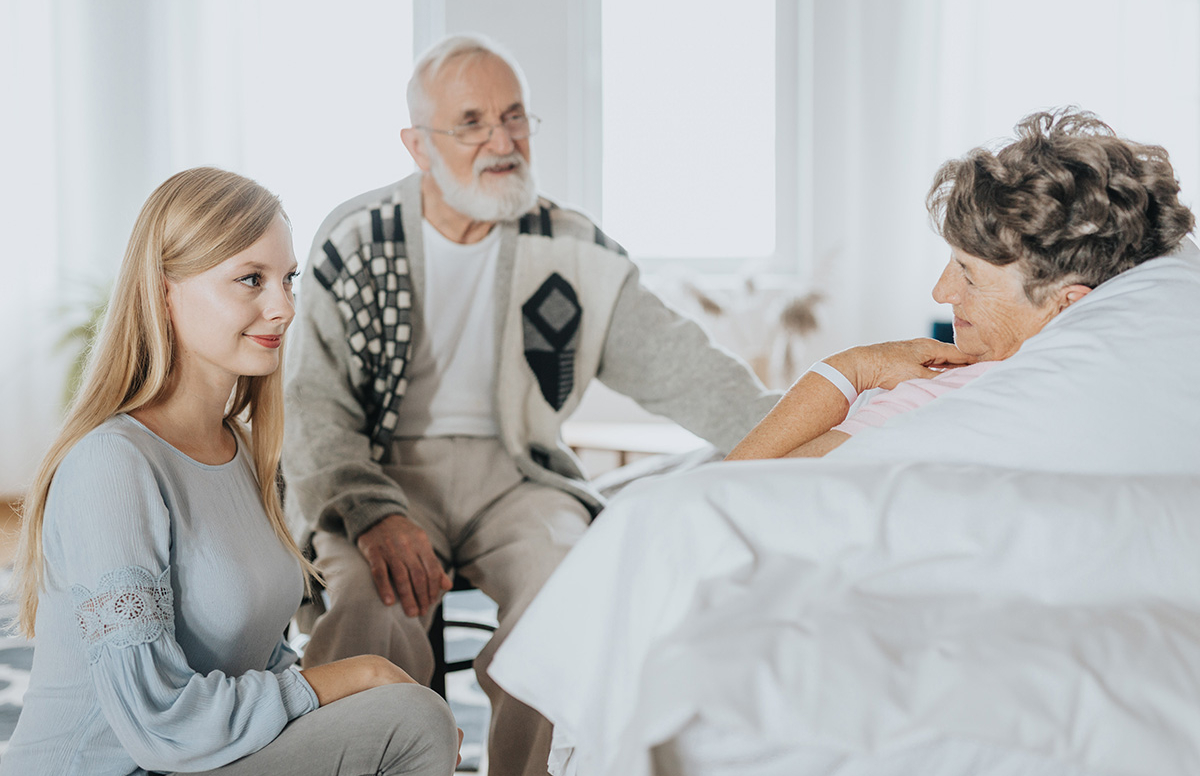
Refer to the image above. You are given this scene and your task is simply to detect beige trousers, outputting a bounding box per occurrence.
[303,437,591,776]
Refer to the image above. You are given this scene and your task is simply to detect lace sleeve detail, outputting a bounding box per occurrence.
[72,565,175,665]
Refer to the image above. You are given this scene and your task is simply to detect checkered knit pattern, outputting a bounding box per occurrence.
[518,202,626,257]
[312,203,413,463]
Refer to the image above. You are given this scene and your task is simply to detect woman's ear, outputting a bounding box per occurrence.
[163,276,178,314]
[1057,283,1093,312]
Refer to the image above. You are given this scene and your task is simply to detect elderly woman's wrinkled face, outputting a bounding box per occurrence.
[931,250,1063,361]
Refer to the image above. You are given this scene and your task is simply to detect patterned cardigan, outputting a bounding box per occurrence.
[308,186,622,463]
[283,173,780,543]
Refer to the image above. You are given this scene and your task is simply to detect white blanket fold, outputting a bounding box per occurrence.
[492,463,1200,775]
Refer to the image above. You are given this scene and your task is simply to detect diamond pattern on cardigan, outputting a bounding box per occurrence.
[522,273,581,411]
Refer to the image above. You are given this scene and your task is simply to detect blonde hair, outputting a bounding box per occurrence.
[13,167,318,638]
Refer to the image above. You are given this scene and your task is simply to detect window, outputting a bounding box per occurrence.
[934,0,1199,202]
[591,0,1199,289]
[236,0,417,262]
[600,0,785,269]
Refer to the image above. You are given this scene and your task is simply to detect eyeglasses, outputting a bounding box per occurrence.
[417,114,541,146]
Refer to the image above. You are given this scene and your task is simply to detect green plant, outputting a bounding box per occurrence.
[56,281,111,408]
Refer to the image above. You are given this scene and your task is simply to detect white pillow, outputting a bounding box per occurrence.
[831,238,1200,475]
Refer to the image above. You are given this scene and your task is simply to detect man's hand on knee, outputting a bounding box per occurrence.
[355,514,452,617]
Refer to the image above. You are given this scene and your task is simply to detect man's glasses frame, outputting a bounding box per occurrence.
[416,114,541,146]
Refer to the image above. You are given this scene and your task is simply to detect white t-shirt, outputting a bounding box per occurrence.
[392,221,501,438]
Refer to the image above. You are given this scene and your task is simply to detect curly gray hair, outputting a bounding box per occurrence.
[927,108,1195,301]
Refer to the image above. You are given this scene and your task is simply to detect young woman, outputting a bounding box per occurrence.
[2,168,460,776]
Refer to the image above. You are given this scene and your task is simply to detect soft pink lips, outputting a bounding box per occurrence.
[246,334,282,349]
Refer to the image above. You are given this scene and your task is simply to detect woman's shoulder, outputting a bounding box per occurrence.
[44,416,176,565]
[60,415,166,475]
[66,414,251,473]
[63,414,151,462]
[49,415,184,525]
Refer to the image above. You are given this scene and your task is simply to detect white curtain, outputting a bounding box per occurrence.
[0,0,416,495]
[800,0,946,360]
[1,0,63,497]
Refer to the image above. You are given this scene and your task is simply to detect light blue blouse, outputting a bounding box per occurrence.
[1,415,318,776]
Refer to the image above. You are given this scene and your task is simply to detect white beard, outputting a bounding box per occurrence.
[427,146,539,222]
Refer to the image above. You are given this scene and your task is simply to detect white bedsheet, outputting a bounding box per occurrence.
[491,462,1200,775]
[489,243,1200,775]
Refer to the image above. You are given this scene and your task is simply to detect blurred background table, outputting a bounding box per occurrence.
[561,421,706,473]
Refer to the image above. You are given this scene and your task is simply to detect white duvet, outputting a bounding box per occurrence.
[489,242,1200,776]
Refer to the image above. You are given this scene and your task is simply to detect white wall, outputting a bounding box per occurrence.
[0,0,62,497]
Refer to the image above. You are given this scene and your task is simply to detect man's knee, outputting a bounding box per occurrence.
[313,535,381,607]
[322,574,390,616]
[312,537,420,629]
[304,572,437,680]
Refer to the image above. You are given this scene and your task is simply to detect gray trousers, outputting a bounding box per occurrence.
[170,684,459,775]
[303,437,591,776]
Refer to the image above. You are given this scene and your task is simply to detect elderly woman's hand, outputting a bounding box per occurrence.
[825,338,977,393]
[727,338,977,462]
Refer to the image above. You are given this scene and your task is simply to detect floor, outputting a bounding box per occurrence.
[0,505,29,760]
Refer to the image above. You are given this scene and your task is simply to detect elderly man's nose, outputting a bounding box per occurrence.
[484,123,516,153]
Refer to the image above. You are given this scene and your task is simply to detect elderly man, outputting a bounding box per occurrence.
[282,33,779,775]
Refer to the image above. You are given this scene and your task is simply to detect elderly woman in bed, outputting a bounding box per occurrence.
[728,108,1195,461]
